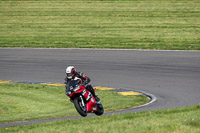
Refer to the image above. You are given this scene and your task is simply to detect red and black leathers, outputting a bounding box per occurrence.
[65,72,90,85]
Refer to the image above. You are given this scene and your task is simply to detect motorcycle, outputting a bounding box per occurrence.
[65,80,104,117]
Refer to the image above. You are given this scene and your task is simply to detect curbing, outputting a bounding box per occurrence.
[130,90,157,109]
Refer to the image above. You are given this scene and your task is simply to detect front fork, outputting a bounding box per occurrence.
[80,95,86,112]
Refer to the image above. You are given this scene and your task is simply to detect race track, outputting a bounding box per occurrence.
[0,48,200,115]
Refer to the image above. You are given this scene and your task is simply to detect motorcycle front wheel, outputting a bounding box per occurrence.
[74,97,87,117]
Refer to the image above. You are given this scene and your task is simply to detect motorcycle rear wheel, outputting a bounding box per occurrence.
[74,97,87,117]
[94,103,104,116]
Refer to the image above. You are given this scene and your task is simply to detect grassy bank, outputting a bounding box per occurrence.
[0,83,148,123]
[0,0,199,50]
[1,104,200,133]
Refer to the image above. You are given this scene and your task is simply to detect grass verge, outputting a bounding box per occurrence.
[1,104,200,133]
[0,83,149,123]
[0,0,200,50]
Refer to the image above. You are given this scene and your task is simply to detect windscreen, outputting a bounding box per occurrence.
[66,80,80,91]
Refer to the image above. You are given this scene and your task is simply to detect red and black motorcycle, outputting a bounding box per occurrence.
[65,80,104,117]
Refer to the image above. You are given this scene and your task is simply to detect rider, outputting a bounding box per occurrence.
[64,66,100,103]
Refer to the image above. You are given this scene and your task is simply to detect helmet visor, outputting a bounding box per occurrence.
[67,73,72,77]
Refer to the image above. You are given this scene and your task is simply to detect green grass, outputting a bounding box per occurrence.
[1,104,200,133]
[0,0,200,50]
[0,83,148,123]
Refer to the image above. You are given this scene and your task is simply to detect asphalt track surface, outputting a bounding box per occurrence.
[0,48,200,127]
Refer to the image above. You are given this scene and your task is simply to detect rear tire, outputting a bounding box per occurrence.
[74,97,87,117]
[94,103,104,116]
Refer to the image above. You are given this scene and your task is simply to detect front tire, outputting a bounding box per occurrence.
[74,97,87,117]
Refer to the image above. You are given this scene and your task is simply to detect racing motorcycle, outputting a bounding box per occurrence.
[65,79,104,117]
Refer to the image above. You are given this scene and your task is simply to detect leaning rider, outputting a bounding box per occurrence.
[64,66,100,103]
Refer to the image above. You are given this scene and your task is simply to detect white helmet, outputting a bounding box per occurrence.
[66,66,76,79]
